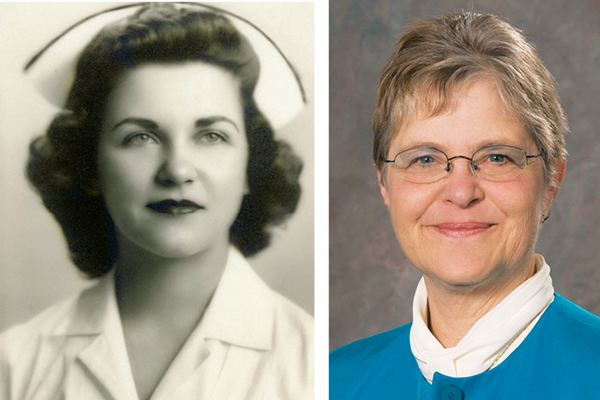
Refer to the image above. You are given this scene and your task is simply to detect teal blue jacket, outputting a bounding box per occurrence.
[330,294,600,399]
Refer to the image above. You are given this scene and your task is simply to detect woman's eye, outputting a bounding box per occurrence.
[417,155,435,164]
[486,153,516,164]
[407,154,438,168]
[123,132,158,146]
[197,131,228,144]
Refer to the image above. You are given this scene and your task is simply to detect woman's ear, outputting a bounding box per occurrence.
[546,156,567,207]
[377,169,391,208]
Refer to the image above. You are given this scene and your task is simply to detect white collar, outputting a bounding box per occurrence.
[196,246,274,350]
[48,246,275,399]
[52,246,274,349]
[409,254,554,382]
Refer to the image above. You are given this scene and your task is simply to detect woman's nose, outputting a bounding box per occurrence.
[441,159,484,208]
[155,150,198,186]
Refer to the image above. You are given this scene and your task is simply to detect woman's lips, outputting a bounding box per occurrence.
[146,199,204,216]
[431,222,494,238]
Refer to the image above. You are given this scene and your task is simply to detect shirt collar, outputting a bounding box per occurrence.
[51,246,274,350]
[199,246,274,350]
[52,269,116,337]
[410,254,555,382]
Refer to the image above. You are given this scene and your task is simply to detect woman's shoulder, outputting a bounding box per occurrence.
[270,291,313,341]
[329,324,412,400]
[504,293,600,396]
[331,323,411,359]
[265,290,314,372]
[247,285,314,399]
[550,294,600,332]
[0,290,83,399]
[330,323,413,388]
[539,294,600,365]
[228,249,313,344]
[548,294,600,346]
[1,295,77,351]
[0,280,103,363]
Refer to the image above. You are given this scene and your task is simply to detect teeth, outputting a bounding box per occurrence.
[147,201,203,215]
[174,207,196,214]
[166,207,198,215]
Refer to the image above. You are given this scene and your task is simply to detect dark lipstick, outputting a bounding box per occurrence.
[147,199,204,216]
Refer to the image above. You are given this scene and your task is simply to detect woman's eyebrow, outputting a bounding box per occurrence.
[110,116,239,132]
[195,116,239,132]
[399,139,519,153]
[398,142,442,152]
[112,117,158,131]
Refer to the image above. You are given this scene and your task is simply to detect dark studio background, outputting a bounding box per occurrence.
[330,0,600,350]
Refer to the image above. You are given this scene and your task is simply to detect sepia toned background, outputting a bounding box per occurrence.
[0,2,314,332]
[330,0,600,350]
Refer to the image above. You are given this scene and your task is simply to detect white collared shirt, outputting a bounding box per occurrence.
[0,247,314,400]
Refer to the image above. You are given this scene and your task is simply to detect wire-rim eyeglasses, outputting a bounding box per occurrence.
[383,145,541,183]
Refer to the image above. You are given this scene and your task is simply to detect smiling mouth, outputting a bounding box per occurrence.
[147,199,204,216]
[432,222,495,238]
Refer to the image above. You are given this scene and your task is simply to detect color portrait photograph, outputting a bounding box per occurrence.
[330,0,600,398]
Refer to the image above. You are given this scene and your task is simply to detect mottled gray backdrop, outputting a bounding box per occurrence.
[330,0,600,350]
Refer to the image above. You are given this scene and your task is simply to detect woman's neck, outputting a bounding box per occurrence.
[424,256,537,348]
[112,238,231,400]
[113,239,230,324]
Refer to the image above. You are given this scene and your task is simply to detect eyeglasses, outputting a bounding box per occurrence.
[383,145,541,183]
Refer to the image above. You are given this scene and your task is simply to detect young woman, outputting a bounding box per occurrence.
[0,4,313,400]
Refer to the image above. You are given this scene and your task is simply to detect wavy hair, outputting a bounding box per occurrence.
[28,4,302,277]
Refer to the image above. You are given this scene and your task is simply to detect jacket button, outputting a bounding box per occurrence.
[439,385,464,400]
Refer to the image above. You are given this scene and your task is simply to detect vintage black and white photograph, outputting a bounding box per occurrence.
[0,3,314,399]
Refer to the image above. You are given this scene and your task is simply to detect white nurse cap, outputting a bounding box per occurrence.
[24,2,306,129]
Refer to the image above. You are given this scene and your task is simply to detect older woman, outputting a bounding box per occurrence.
[0,3,312,400]
[330,12,600,399]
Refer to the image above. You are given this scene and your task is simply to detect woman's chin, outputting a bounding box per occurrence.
[137,242,206,260]
[420,258,495,290]
[118,230,226,261]
[146,245,206,259]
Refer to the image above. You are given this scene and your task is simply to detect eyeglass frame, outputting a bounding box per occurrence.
[382,144,542,183]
